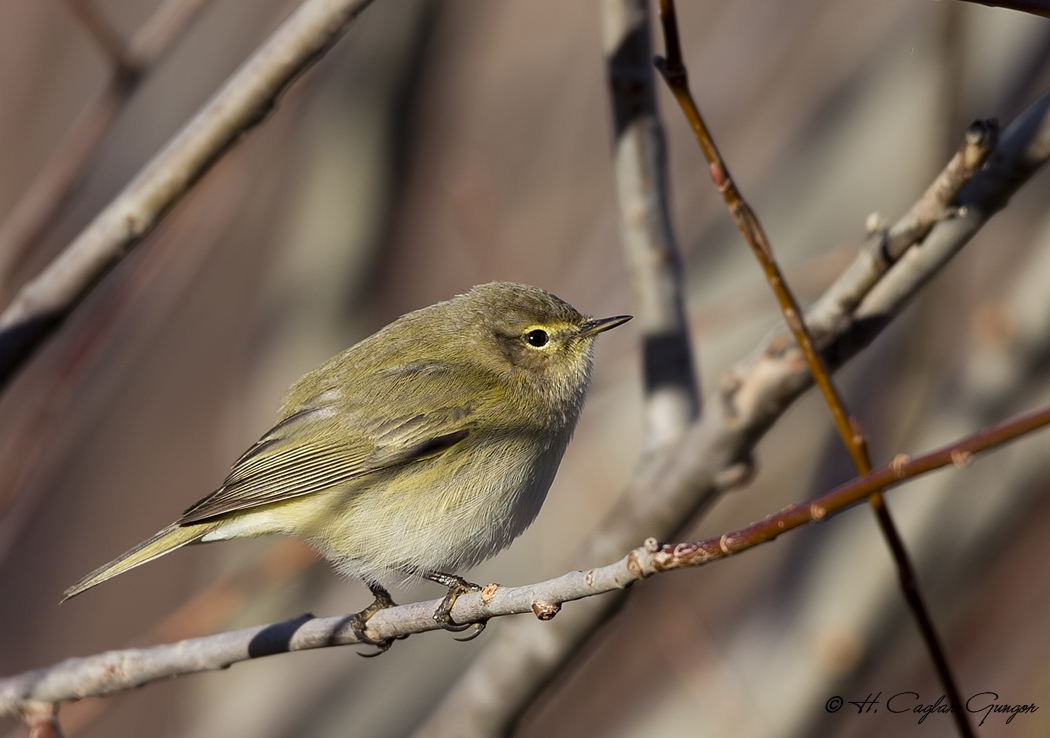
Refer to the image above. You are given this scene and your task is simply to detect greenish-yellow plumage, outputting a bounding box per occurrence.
[64,282,629,642]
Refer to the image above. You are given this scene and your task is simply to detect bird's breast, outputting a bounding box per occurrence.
[310,425,573,581]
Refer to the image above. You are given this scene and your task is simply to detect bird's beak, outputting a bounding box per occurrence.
[577,315,632,339]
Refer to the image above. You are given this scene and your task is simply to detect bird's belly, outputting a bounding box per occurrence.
[294,434,567,583]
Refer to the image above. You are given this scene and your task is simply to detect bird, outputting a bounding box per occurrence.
[64,281,630,652]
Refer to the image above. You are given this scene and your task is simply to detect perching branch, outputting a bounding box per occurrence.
[415,85,1050,738]
[0,0,216,293]
[2,401,1049,720]
[603,0,699,446]
[0,0,378,391]
[5,544,318,738]
[654,3,982,734]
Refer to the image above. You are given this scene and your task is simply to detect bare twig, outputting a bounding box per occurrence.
[0,0,378,391]
[956,0,1050,18]
[0,0,216,294]
[654,3,979,734]
[808,120,998,339]
[883,122,999,260]
[840,90,1050,352]
[415,84,1050,738]
[2,402,1049,719]
[602,0,698,447]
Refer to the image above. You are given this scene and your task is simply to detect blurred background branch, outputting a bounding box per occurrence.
[603,0,698,449]
[0,0,216,297]
[0,0,377,390]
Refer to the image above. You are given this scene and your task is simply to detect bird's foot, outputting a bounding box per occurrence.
[350,584,402,657]
[425,572,490,639]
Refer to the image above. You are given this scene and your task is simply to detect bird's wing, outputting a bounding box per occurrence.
[178,362,487,525]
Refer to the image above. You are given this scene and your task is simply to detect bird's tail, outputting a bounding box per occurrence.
[62,522,213,601]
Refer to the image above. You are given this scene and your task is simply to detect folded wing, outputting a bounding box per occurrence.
[178,361,491,524]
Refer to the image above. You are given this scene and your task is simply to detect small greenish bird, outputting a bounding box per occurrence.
[65,282,629,651]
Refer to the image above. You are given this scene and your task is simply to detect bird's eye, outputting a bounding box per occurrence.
[524,329,549,347]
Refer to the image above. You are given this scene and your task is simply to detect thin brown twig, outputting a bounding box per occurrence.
[653,401,1050,567]
[2,400,1049,718]
[0,0,217,295]
[654,2,975,735]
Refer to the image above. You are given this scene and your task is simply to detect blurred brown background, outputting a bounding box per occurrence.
[1,0,1050,736]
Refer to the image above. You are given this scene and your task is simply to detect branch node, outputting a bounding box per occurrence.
[951,449,973,468]
[891,453,911,478]
[709,162,729,191]
[480,583,500,604]
[652,55,686,87]
[963,118,999,169]
[531,601,561,621]
[625,550,647,580]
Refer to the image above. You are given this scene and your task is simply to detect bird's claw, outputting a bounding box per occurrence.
[427,573,488,637]
[454,620,488,641]
[350,584,400,657]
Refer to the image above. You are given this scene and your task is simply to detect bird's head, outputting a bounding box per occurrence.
[452,282,631,421]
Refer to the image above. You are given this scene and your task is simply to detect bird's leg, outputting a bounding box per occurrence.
[349,582,402,657]
[425,572,488,641]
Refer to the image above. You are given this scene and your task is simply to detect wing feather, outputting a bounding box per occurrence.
[178,362,488,525]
